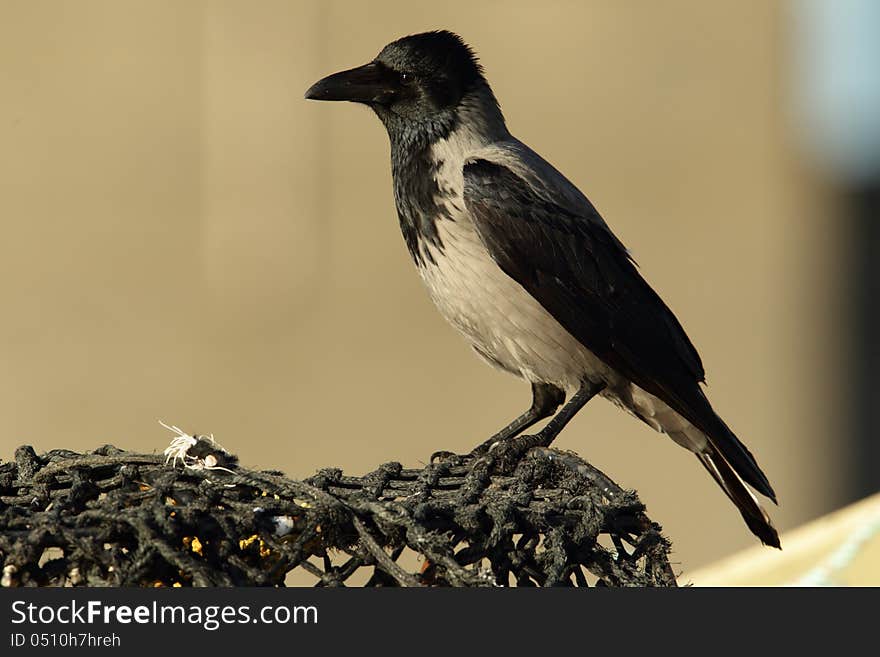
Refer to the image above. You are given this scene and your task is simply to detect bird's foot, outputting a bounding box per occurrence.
[480,432,549,473]
[428,449,460,464]
[466,429,524,459]
[467,438,497,459]
[429,436,506,464]
[430,430,553,469]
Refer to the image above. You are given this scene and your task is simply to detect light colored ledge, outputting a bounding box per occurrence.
[686,492,880,586]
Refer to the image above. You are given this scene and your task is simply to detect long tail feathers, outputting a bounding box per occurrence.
[708,420,777,503]
[697,449,781,549]
[680,387,778,503]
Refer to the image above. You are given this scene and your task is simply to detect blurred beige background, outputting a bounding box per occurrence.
[0,0,850,575]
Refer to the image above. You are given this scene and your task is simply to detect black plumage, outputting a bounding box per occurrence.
[464,159,779,547]
[463,160,775,500]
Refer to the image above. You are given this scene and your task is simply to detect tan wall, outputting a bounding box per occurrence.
[0,0,849,574]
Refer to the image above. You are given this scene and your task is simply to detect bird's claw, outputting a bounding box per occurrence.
[429,450,460,464]
[431,433,545,470]
[430,438,501,464]
[478,433,544,472]
[467,439,497,459]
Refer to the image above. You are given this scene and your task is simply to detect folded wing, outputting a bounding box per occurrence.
[462,156,775,502]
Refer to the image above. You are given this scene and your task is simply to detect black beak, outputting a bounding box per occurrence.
[304,62,398,104]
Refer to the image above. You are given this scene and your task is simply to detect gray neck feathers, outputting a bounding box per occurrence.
[381,83,508,266]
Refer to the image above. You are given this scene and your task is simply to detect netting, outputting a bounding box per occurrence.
[0,438,677,587]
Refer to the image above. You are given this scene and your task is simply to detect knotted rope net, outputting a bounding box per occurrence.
[0,435,677,587]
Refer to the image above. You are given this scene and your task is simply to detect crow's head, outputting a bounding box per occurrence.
[305,31,498,134]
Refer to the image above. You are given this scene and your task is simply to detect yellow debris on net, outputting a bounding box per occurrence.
[182,536,205,557]
[238,534,272,558]
[239,534,260,550]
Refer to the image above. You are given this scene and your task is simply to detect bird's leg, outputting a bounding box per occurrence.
[488,379,606,465]
[430,382,564,463]
[471,382,565,455]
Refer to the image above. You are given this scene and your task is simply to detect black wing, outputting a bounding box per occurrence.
[463,158,775,500]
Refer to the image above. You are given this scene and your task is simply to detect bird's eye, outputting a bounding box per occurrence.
[399,72,414,85]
